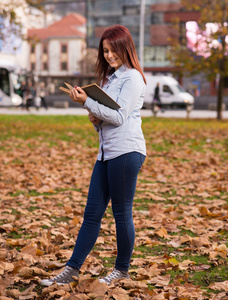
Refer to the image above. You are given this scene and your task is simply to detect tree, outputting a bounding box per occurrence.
[169,0,228,120]
[79,48,98,75]
[0,0,44,47]
[0,0,25,44]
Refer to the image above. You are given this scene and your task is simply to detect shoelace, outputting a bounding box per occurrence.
[104,269,122,283]
[53,267,71,280]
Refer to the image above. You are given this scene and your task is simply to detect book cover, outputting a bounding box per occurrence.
[59,82,121,110]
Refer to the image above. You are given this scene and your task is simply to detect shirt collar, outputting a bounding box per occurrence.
[108,65,128,81]
[114,64,128,78]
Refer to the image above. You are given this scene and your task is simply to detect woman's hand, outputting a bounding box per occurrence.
[69,86,87,105]
[88,112,101,126]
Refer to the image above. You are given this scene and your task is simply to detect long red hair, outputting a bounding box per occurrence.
[95,25,146,87]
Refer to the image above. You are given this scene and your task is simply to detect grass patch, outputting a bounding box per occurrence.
[134,244,177,256]
[0,115,99,148]
[28,206,40,212]
[190,265,228,287]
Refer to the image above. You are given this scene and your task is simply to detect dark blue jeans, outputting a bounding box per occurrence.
[66,151,145,272]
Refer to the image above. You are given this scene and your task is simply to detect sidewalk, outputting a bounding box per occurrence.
[0,107,228,119]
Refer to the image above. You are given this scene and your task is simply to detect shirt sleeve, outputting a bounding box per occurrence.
[93,123,100,132]
[83,70,145,127]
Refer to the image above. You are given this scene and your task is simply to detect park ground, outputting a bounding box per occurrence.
[0,115,228,299]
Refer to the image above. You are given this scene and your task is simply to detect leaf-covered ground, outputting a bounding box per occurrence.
[0,115,228,300]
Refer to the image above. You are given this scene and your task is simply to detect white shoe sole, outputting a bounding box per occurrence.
[40,279,67,286]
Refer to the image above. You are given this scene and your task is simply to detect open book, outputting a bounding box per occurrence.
[59,82,121,110]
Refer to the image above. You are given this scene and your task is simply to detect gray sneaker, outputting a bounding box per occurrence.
[40,266,79,286]
[99,268,130,285]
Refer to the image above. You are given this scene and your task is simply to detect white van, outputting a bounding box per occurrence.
[143,74,194,110]
[0,60,23,106]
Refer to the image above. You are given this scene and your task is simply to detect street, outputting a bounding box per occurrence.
[0,107,228,119]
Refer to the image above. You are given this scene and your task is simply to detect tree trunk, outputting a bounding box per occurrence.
[217,75,224,120]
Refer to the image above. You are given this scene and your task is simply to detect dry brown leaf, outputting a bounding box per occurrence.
[192,264,211,271]
[71,216,81,226]
[199,206,211,216]
[6,239,25,247]
[0,262,14,273]
[131,257,148,267]
[0,249,7,260]
[16,253,36,266]
[5,289,21,299]
[41,283,60,296]
[18,266,50,278]
[76,278,98,293]
[0,277,14,297]
[155,226,168,238]
[119,280,148,290]
[66,294,90,300]
[0,224,13,233]
[178,259,195,270]
[135,263,161,281]
[209,244,228,260]
[87,279,109,298]
[97,251,115,258]
[150,274,171,286]
[107,287,129,300]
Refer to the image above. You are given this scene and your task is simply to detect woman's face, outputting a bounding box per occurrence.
[103,39,123,71]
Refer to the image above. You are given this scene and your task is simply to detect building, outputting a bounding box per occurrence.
[0,4,49,70]
[87,0,200,70]
[86,0,220,99]
[27,13,86,78]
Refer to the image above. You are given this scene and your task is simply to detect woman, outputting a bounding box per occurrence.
[41,24,146,286]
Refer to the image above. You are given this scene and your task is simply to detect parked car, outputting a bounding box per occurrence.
[143,74,194,112]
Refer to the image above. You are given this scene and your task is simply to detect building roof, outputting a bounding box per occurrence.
[28,13,86,41]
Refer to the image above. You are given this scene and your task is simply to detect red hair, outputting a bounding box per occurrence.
[95,25,146,86]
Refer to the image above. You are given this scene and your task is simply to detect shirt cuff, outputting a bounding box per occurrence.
[83,97,94,110]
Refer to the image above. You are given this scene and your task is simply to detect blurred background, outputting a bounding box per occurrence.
[0,0,228,117]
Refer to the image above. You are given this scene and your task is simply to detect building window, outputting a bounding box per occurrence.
[151,13,159,25]
[61,62,67,71]
[30,44,36,71]
[31,45,35,53]
[61,44,67,53]
[43,44,48,54]
[60,43,68,71]
[123,5,139,15]
[42,43,48,71]
[31,62,35,71]
[43,62,48,71]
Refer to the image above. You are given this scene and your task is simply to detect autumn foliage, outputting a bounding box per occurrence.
[0,115,228,299]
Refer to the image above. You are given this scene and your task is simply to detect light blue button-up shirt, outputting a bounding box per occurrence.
[83,65,146,161]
